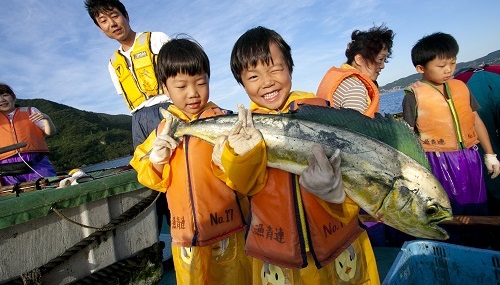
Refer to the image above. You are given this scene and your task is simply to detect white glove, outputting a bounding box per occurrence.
[484,153,500,179]
[149,116,179,165]
[227,105,264,156]
[299,144,345,204]
[58,177,76,188]
[212,131,229,171]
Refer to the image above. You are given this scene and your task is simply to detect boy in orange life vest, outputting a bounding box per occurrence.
[129,38,251,284]
[402,32,500,216]
[212,26,380,285]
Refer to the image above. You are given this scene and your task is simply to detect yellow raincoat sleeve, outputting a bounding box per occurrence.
[213,140,268,196]
[316,196,360,224]
[129,128,171,192]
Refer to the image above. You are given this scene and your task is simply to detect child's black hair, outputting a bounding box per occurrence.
[155,37,210,85]
[230,26,293,85]
[411,32,459,67]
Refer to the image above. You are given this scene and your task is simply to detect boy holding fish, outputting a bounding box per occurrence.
[212,26,380,284]
[130,38,252,284]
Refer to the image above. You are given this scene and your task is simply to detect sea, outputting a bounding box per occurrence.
[379,89,405,115]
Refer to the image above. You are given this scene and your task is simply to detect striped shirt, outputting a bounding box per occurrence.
[332,76,368,113]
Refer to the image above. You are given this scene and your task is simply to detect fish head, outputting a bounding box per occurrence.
[158,107,184,138]
[377,165,453,240]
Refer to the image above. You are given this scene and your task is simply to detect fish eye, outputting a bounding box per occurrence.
[426,203,438,216]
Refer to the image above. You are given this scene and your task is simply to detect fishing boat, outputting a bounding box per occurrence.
[0,143,166,285]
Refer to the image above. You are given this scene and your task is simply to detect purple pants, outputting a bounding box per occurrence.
[0,153,57,186]
[427,146,488,215]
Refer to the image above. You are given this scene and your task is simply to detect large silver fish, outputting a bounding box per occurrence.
[159,105,453,240]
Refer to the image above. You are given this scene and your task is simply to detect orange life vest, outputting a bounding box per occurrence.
[316,65,379,118]
[412,80,479,152]
[0,107,49,160]
[110,32,163,111]
[161,107,248,247]
[246,168,364,269]
[248,97,364,269]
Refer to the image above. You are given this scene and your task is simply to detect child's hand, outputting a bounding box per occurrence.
[484,154,500,179]
[299,144,345,204]
[150,116,179,165]
[227,105,263,156]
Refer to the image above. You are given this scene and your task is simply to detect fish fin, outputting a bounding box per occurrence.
[288,105,430,170]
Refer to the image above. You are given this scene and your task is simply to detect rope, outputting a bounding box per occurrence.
[3,191,161,285]
[16,153,44,180]
[50,190,160,231]
[20,269,41,285]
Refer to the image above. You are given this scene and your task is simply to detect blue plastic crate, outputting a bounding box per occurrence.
[383,240,500,285]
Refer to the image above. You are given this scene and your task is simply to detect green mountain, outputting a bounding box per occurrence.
[16,99,134,173]
[379,49,500,93]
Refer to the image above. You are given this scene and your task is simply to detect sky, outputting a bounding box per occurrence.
[1,0,499,115]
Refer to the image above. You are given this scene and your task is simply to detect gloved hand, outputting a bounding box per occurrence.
[149,116,179,165]
[227,104,264,156]
[212,131,229,171]
[299,144,345,204]
[58,177,76,188]
[484,153,500,179]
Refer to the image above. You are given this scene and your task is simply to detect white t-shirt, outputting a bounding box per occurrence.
[107,31,171,113]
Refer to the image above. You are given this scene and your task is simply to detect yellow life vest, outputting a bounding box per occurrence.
[411,79,479,152]
[316,64,380,118]
[110,32,163,111]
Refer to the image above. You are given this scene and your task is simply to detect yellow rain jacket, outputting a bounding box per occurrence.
[130,102,252,284]
[215,91,380,284]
